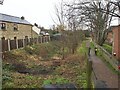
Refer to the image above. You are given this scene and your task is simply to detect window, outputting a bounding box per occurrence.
[0,23,6,30]
[14,37,17,40]
[25,36,28,39]
[14,24,18,31]
[1,37,5,40]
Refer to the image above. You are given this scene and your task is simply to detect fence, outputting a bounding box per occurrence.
[1,36,50,52]
[94,43,118,71]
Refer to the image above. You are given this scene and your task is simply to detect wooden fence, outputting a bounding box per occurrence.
[1,36,50,52]
[94,43,118,71]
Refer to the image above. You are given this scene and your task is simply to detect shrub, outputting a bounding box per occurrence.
[55,77,69,84]
[2,70,13,84]
[24,45,34,55]
[43,79,52,85]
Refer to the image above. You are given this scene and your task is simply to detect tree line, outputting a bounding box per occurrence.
[53,0,119,46]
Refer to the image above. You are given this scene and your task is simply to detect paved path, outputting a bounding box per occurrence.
[89,45,118,88]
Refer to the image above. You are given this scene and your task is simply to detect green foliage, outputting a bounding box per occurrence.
[43,79,52,85]
[2,63,13,87]
[76,72,87,88]
[90,42,95,49]
[24,43,59,60]
[25,75,34,80]
[49,30,59,36]
[24,45,34,55]
[2,70,13,84]
[3,82,14,88]
[77,41,88,55]
[55,77,69,84]
[102,44,112,54]
[43,77,70,86]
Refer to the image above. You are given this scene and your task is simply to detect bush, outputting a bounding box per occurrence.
[24,43,57,60]
[2,70,13,84]
[24,45,34,55]
[2,63,13,86]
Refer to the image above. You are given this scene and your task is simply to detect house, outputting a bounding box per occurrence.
[112,24,120,61]
[0,13,37,40]
[32,25,41,37]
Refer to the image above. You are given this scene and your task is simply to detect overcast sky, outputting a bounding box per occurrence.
[0,0,119,29]
[0,0,64,29]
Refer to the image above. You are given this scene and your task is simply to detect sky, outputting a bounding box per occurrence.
[0,0,119,29]
[0,0,63,29]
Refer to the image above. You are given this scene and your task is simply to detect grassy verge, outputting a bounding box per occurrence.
[102,44,112,54]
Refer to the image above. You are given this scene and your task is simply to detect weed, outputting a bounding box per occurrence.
[43,79,52,85]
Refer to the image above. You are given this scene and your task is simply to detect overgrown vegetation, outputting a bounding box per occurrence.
[3,41,87,88]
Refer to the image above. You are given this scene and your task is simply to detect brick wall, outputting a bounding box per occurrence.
[112,25,120,60]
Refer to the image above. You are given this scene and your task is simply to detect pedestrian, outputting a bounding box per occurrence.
[88,47,91,56]
[95,47,98,55]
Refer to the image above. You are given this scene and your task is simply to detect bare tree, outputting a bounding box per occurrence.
[52,0,85,58]
[66,0,117,45]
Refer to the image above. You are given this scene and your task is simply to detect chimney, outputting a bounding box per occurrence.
[21,16,25,20]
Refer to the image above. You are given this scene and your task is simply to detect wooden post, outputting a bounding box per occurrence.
[28,38,30,45]
[23,39,25,47]
[37,37,39,44]
[41,36,42,43]
[8,39,10,51]
[16,39,18,49]
[49,35,50,41]
[87,59,92,89]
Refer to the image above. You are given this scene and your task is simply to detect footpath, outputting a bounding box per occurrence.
[89,46,118,88]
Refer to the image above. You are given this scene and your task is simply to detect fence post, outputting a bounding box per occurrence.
[48,35,50,41]
[23,39,25,47]
[37,37,39,44]
[43,36,45,42]
[28,38,30,45]
[8,39,11,51]
[87,58,92,89]
[16,39,18,49]
[41,36,42,43]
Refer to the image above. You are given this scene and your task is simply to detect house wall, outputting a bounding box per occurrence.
[31,30,40,38]
[112,25,120,61]
[0,22,33,40]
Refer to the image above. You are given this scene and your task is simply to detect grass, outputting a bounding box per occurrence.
[102,44,112,54]
[77,41,88,56]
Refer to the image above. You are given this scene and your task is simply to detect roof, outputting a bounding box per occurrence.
[32,26,41,35]
[0,13,32,25]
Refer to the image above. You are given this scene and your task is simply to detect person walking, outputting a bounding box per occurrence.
[95,47,98,55]
[88,47,91,56]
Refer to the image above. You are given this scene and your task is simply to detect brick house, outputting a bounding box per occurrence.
[0,13,38,40]
[112,25,120,61]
